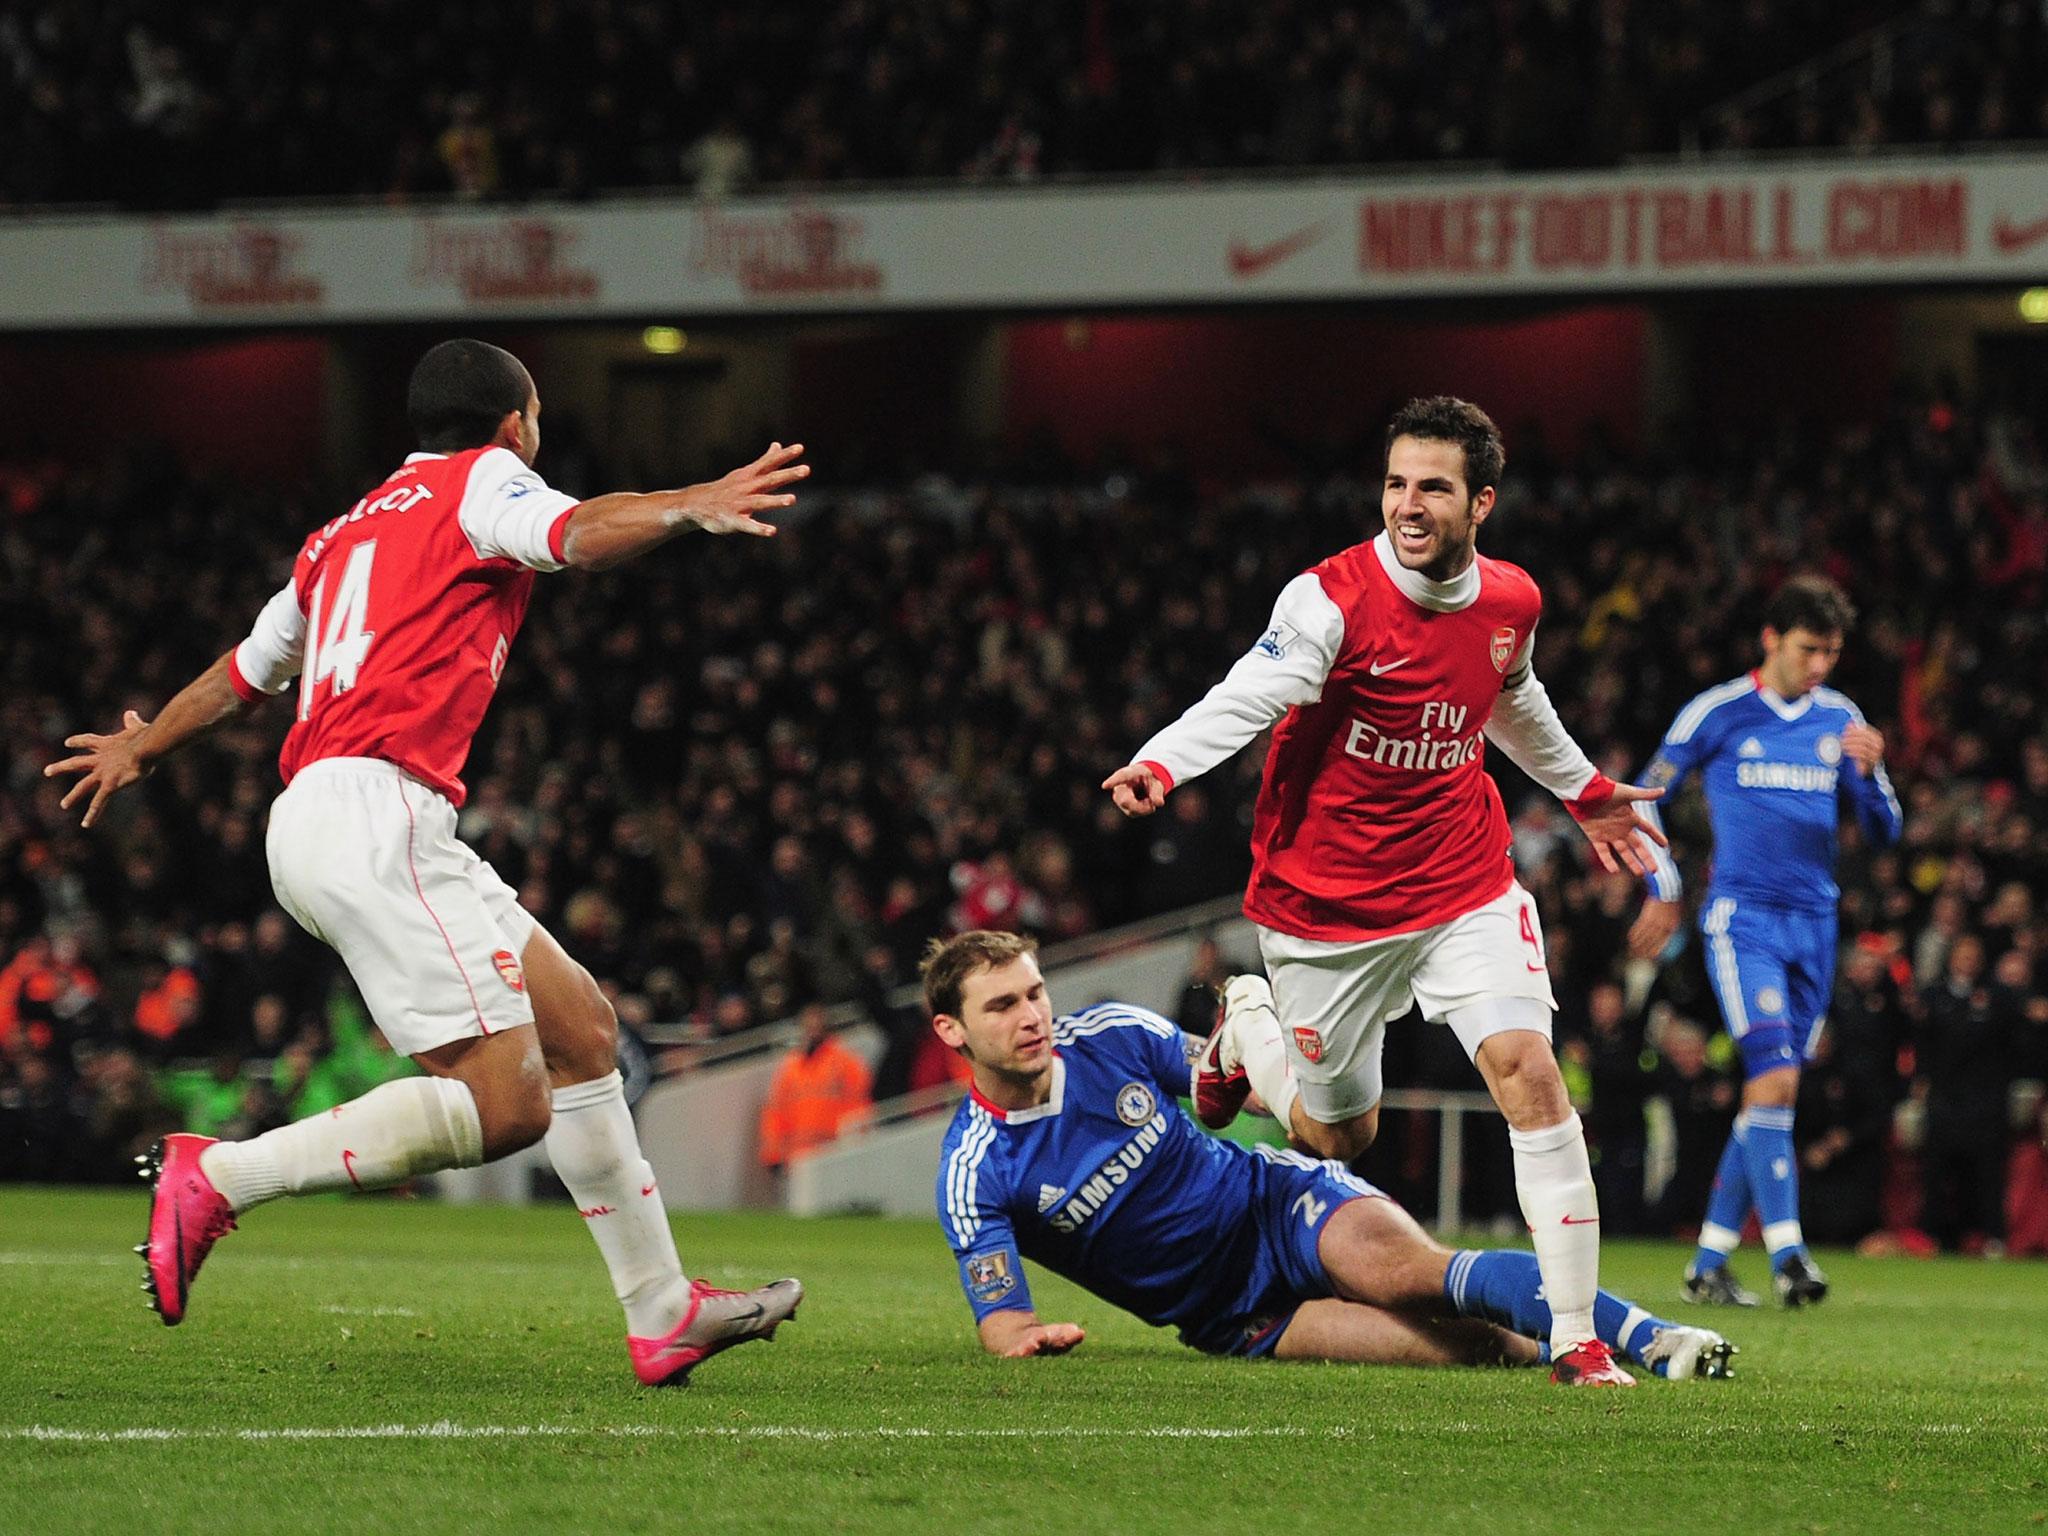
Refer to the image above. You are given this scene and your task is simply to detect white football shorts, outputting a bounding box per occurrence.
[1256,881,1557,1123]
[265,757,538,1056]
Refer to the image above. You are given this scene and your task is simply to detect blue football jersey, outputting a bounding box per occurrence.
[1640,674,1902,911]
[937,1002,1278,1337]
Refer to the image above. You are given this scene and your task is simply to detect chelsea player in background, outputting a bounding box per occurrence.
[1628,576,1903,1307]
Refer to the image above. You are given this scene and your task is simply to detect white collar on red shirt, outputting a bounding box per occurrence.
[968,1054,1065,1124]
[1372,531,1480,612]
[404,452,448,463]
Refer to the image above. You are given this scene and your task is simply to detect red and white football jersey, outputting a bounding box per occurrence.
[1132,533,1613,942]
[229,447,579,806]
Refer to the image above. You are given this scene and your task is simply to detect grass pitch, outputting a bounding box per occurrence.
[2,1188,2044,1535]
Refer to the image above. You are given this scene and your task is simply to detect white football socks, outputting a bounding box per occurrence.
[199,1076,484,1214]
[545,1071,690,1338]
[1229,989,1301,1133]
[1508,1111,1600,1351]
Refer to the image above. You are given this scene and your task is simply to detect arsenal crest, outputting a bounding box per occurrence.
[1292,1026,1325,1064]
[1490,626,1517,673]
[491,949,526,993]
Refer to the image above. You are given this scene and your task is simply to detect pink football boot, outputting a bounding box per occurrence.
[135,1134,237,1326]
[628,1277,804,1387]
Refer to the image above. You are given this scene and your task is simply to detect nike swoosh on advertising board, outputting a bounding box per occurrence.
[1993,212,2048,253]
[1227,223,1328,278]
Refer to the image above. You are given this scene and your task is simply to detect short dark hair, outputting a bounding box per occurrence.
[406,339,533,452]
[1385,396,1505,495]
[1764,574,1856,637]
[921,930,1039,1019]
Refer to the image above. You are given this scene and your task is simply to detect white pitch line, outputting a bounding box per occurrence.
[5,1423,1345,1445]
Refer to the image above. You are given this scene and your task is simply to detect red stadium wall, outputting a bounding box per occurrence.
[1686,296,1901,431]
[0,335,325,482]
[1001,307,1649,478]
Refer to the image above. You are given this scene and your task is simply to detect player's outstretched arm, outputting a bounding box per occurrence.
[558,442,809,571]
[43,649,253,827]
[977,1309,1086,1358]
[1105,572,1344,817]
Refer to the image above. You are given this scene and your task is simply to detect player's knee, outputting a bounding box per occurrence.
[550,970,619,1080]
[476,1058,554,1158]
[576,980,619,1060]
[1744,1064,1799,1108]
[1479,1035,1567,1126]
[491,1082,553,1156]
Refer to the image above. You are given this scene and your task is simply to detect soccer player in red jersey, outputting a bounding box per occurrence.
[1104,397,1665,1386]
[48,340,808,1385]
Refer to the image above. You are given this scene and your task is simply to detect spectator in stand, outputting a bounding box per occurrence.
[1917,934,2022,1253]
[1575,980,1652,1235]
[1646,1015,1739,1239]
[3,397,2047,1236]
[1174,936,1229,1044]
[10,1,2025,212]
[756,1003,873,1173]
[1832,938,1913,1102]
[77,1046,180,1183]
[1793,1025,1889,1248]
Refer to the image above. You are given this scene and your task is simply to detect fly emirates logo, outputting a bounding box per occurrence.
[1342,700,1484,772]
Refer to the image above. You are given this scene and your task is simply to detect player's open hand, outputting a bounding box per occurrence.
[687,441,809,536]
[44,709,155,828]
[1571,782,1667,877]
[1627,898,1683,960]
[1003,1322,1086,1357]
[1841,722,1884,777]
[1102,764,1168,817]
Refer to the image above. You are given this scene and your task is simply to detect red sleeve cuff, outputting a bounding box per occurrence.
[1138,759,1176,794]
[1565,771,1618,819]
[546,504,580,565]
[226,650,265,704]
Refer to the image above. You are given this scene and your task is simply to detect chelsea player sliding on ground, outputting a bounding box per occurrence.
[929,930,1735,1382]
[1628,576,1903,1308]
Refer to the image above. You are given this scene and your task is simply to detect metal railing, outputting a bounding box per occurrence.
[1679,7,1987,159]
[637,892,1246,1069]
[798,1079,1505,1234]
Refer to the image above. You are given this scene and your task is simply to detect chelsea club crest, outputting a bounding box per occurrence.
[1115,1081,1157,1127]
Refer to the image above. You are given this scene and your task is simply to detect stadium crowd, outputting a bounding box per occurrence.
[4,395,2047,1252]
[2,1,2040,211]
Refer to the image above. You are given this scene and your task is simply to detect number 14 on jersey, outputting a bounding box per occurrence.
[299,541,378,720]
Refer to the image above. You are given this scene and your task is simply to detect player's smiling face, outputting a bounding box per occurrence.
[935,954,1057,1104]
[1381,435,1495,581]
[1760,625,1843,698]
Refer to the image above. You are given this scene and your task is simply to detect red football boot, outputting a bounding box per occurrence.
[1550,1337,1637,1387]
[628,1277,804,1387]
[136,1134,237,1326]
[1193,975,1273,1129]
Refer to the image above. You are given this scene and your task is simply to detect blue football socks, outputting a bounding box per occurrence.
[1737,1104,1806,1267]
[1443,1249,1670,1370]
[1693,1118,1754,1275]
